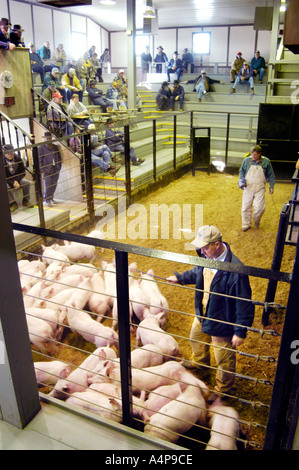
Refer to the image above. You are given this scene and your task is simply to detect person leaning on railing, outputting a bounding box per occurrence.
[3,143,34,212]
[0,18,16,51]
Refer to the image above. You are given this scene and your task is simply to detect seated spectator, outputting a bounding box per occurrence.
[170,80,184,111]
[230,52,245,83]
[64,59,77,74]
[155,81,174,111]
[40,80,57,112]
[42,67,67,102]
[88,124,121,176]
[52,43,66,70]
[167,51,183,82]
[76,52,92,91]
[106,81,127,110]
[250,50,266,84]
[141,46,152,81]
[0,17,15,50]
[69,126,84,156]
[88,45,96,58]
[67,93,93,131]
[153,46,168,73]
[29,43,45,81]
[183,70,225,101]
[100,48,111,74]
[47,91,74,136]
[231,62,254,94]
[105,119,144,166]
[3,143,34,213]
[88,80,113,112]
[90,52,103,82]
[9,24,25,47]
[182,48,194,73]
[37,41,55,72]
[61,68,83,102]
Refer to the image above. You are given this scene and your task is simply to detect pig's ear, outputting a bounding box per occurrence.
[129,262,137,271]
[59,367,70,379]
[147,268,154,277]
[102,261,108,269]
[109,398,121,411]
[41,245,45,251]
[143,308,151,318]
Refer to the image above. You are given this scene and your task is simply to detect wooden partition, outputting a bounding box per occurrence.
[0,48,33,119]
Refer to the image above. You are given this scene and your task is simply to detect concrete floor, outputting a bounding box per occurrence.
[0,397,185,451]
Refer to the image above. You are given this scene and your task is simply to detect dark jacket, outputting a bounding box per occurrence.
[4,154,26,188]
[174,243,254,338]
[0,30,9,49]
[88,86,104,101]
[105,127,124,151]
[38,143,62,176]
[155,86,172,103]
[188,75,221,92]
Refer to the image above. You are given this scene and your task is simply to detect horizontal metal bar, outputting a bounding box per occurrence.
[13,223,291,283]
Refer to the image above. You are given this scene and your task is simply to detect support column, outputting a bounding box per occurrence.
[0,150,40,428]
[127,0,136,110]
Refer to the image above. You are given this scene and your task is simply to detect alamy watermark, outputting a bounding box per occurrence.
[96,199,203,249]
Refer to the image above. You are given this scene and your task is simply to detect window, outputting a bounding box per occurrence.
[135,34,150,56]
[192,32,211,54]
[71,32,87,60]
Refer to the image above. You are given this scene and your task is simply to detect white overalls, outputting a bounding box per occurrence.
[242,158,266,230]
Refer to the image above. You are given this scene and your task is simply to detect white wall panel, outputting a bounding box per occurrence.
[203,27,228,64]
[153,29,176,63]
[111,31,127,68]
[0,0,8,19]
[32,5,53,51]
[228,25,256,65]
[53,10,71,60]
[256,30,271,62]
[71,14,86,33]
[101,28,109,54]
[87,18,102,57]
[9,1,33,46]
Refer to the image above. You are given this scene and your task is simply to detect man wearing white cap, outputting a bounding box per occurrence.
[167,225,254,402]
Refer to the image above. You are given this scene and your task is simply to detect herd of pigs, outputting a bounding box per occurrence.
[18,229,240,450]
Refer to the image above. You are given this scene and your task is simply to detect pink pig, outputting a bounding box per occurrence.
[136,312,179,358]
[205,399,240,450]
[140,269,169,316]
[144,384,207,443]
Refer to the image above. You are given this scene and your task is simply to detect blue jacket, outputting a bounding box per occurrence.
[174,243,254,338]
[167,58,183,70]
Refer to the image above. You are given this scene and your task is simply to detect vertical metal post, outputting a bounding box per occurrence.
[114,250,133,428]
[124,124,132,205]
[126,0,136,110]
[153,119,156,181]
[225,113,230,167]
[173,114,177,170]
[83,132,95,224]
[263,236,299,449]
[0,152,41,428]
[31,137,46,229]
[262,203,291,325]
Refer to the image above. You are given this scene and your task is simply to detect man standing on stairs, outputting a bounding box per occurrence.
[105,119,145,166]
[231,62,255,94]
[38,131,62,207]
[238,145,275,232]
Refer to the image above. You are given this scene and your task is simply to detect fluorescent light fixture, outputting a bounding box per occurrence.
[100,0,116,5]
[280,5,286,11]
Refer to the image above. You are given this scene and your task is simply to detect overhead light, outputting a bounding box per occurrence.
[143,0,156,18]
[100,0,116,5]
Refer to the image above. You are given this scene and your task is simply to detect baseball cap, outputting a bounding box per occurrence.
[201,70,206,74]
[69,68,76,75]
[52,67,59,74]
[191,225,222,249]
[53,91,62,98]
[2,143,14,153]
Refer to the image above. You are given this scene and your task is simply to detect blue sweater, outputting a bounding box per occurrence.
[174,243,254,338]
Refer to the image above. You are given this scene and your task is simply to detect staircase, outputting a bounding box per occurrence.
[266,40,299,104]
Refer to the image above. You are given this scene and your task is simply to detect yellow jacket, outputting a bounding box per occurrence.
[61,73,82,91]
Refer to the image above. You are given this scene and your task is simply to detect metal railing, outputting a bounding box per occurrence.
[11,218,296,450]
